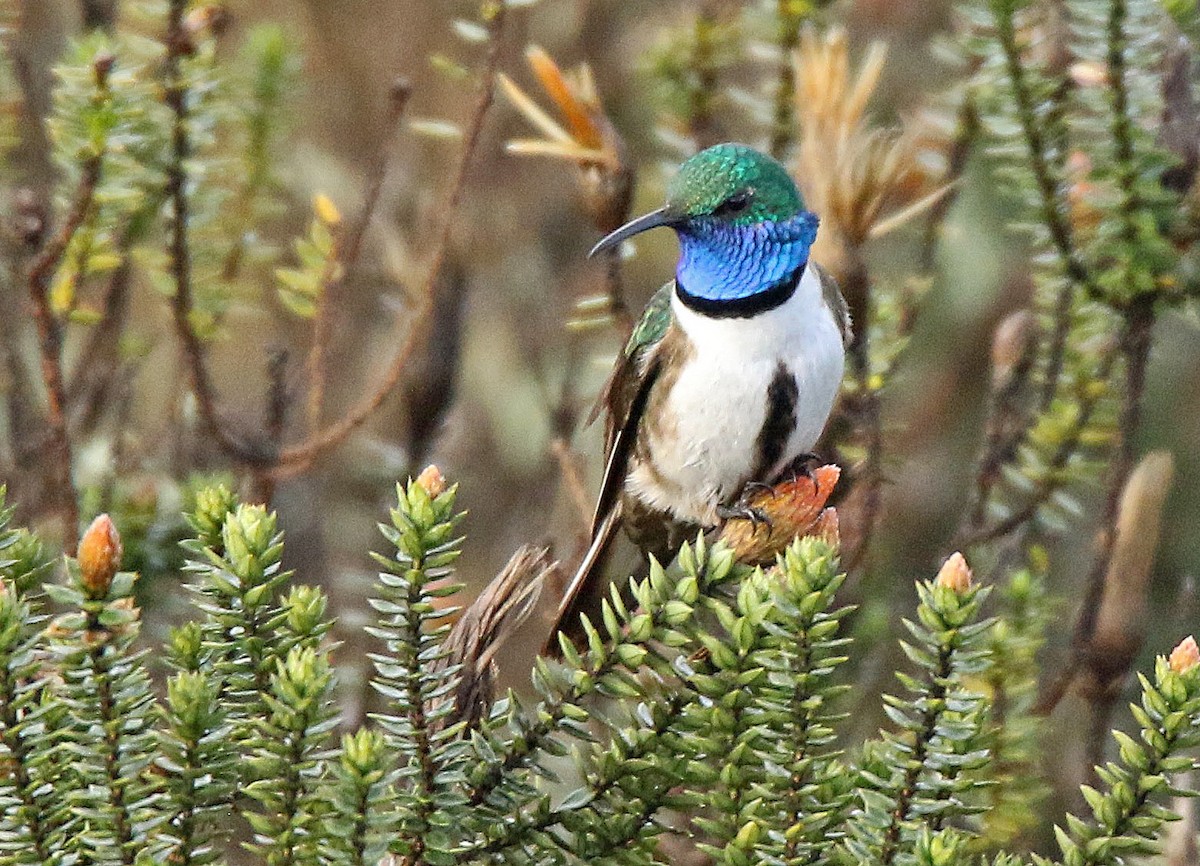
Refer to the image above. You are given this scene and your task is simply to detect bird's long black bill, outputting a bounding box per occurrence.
[588,206,674,258]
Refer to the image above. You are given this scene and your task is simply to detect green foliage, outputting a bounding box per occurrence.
[0,492,67,866]
[843,576,993,865]
[275,200,341,319]
[243,645,338,866]
[1046,654,1200,866]
[1,474,1200,865]
[979,558,1053,847]
[3,0,1200,864]
[43,553,158,865]
[368,478,468,863]
[182,499,292,734]
[960,0,1197,536]
[152,670,234,866]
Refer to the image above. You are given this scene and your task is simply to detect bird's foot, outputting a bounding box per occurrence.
[716,501,772,532]
[774,452,823,491]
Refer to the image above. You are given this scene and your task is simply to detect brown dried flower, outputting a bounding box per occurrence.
[935,551,972,594]
[441,545,553,728]
[499,46,619,170]
[78,514,122,599]
[498,46,631,233]
[792,27,950,272]
[1170,635,1200,674]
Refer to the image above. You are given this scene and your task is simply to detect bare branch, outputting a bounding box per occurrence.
[305,79,413,431]
[274,8,509,476]
[163,0,269,467]
[26,151,101,553]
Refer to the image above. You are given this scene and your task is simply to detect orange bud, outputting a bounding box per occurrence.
[415,465,447,498]
[1169,635,1199,673]
[935,551,972,594]
[78,514,122,599]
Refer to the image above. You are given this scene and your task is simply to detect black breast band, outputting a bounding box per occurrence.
[675,262,805,319]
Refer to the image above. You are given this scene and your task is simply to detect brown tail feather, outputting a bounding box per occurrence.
[542,505,622,656]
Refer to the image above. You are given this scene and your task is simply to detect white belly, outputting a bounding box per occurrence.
[627,266,844,526]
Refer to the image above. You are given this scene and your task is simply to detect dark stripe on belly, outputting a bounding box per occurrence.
[753,362,798,480]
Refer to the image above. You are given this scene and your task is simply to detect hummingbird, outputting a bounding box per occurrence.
[548,142,851,648]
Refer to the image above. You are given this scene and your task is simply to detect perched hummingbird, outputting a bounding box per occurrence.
[549,143,851,646]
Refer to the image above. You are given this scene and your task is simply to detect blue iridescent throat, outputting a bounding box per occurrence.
[674,211,818,315]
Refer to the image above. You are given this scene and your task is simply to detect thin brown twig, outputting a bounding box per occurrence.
[768,0,804,159]
[163,0,267,467]
[687,0,725,150]
[252,347,290,505]
[959,311,1039,538]
[1070,301,1154,651]
[65,216,145,436]
[273,7,509,477]
[993,0,1102,300]
[1038,279,1075,411]
[97,361,138,514]
[80,0,118,31]
[25,150,102,553]
[306,79,413,431]
[600,248,634,340]
[918,93,978,275]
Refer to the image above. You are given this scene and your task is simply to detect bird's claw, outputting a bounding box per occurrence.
[717,502,772,532]
[775,452,822,491]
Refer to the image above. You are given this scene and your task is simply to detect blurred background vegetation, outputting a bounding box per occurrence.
[4,0,1200,856]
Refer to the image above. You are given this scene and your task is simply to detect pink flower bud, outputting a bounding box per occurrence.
[416,465,447,498]
[1169,635,1199,674]
[935,551,972,594]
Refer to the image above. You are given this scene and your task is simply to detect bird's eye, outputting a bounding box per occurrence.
[714,191,751,217]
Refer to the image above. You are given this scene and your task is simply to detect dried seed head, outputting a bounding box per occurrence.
[78,514,123,599]
[935,551,972,594]
[416,465,447,498]
[184,5,229,39]
[14,187,46,247]
[792,26,950,268]
[1170,635,1199,673]
[1069,61,1108,88]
